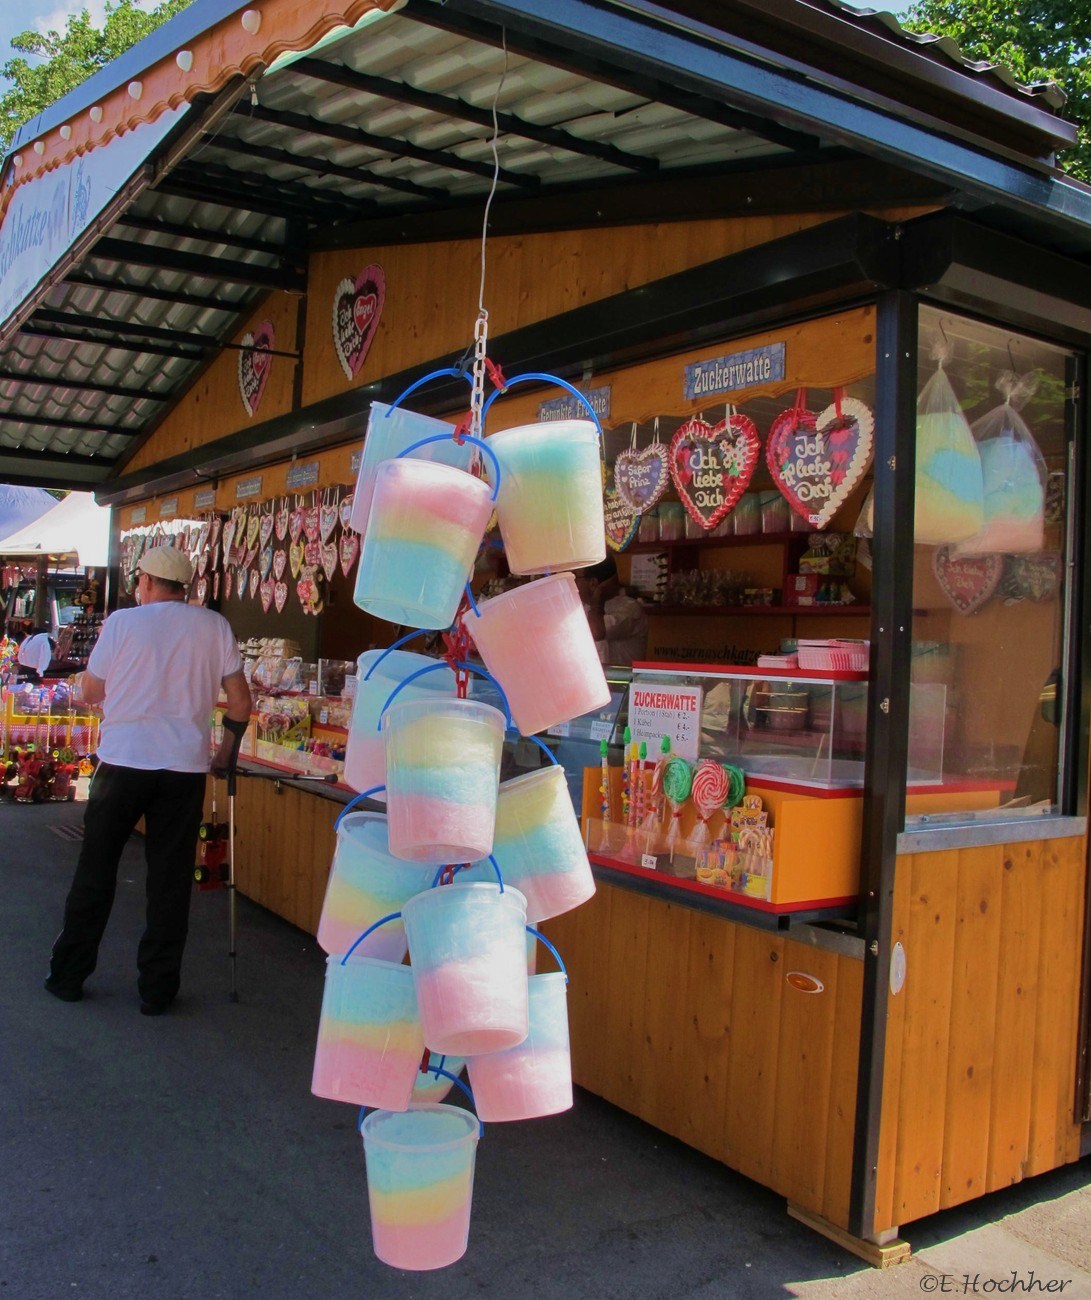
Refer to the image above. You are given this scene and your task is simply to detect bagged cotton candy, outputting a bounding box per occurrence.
[954,371,1045,556]
[914,360,984,546]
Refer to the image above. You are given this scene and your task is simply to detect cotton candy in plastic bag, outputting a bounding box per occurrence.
[914,351,984,546]
[953,371,1045,556]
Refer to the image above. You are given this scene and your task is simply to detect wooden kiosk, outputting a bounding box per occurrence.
[2,0,1089,1261]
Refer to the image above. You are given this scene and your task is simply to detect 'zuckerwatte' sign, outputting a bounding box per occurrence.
[0,107,184,331]
[683,343,785,400]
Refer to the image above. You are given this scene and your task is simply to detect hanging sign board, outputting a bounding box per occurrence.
[286,460,320,490]
[683,343,785,400]
[350,449,363,474]
[130,506,146,524]
[628,682,703,761]
[194,487,217,510]
[537,386,611,424]
[158,497,178,519]
[235,476,263,501]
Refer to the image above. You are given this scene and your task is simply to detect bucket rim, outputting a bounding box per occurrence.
[497,764,567,799]
[375,456,493,495]
[467,570,577,618]
[402,880,528,916]
[360,1102,479,1149]
[355,647,455,683]
[487,418,598,446]
[382,695,506,732]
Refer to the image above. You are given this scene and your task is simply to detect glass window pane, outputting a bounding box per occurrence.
[907,307,1072,824]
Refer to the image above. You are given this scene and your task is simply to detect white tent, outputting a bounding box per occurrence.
[0,485,56,538]
[0,492,111,567]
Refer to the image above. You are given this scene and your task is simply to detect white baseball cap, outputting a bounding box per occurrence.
[138,544,193,585]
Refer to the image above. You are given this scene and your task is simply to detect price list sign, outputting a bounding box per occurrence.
[627,682,703,761]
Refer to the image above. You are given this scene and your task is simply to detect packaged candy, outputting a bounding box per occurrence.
[914,346,984,545]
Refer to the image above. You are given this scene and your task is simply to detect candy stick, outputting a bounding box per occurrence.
[627,737,641,828]
[599,738,611,824]
[662,756,693,851]
[621,725,632,826]
[633,740,648,829]
[643,735,670,834]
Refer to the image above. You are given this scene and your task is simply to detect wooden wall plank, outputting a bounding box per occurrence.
[638,900,693,1128]
[892,849,960,1222]
[823,953,863,1229]
[986,841,1044,1192]
[940,844,1005,1208]
[676,911,736,1158]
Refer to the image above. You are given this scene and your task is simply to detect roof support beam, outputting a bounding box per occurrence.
[115,213,298,262]
[155,164,366,225]
[17,325,208,363]
[61,270,247,315]
[0,445,110,469]
[86,238,305,291]
[0,372,170,400]
[210,132,450,203]
[234,103,538,189]
[292,56,660,174]
[0,412,142,437]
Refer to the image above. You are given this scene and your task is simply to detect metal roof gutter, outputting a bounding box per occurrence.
[431,0,1091,244]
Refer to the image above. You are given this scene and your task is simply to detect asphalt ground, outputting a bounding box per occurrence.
[3,799,1089,1300]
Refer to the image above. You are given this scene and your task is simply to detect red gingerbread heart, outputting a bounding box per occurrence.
[333,265,386,380]
[339,530,359,576]
[274,580,288,614]
[238,321,274,417]
[933,547,1002,615]
[274,498,289,542]
[670,413,760,531]
[767,397,874,530]
[260,577,274,613]
[288,507,304,545]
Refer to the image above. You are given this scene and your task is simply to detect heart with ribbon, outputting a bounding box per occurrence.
[209,516,222,550]
[319,503,339,544]
[196,552,209,578]
[321,540,338,583]
[333,265,386,380]
[224,570,233,601]
[339,493,356,532]
[259,544,274,580]
[248,568,260,600]
[303,505,320,542]
[603,468,638,551]
[245,510,260,552]
[289,540,304,579]
[767,393,874,530]
[339,530,359,576]
[933,547,1003,615]
[273,549,287,581]
[615,443,671,515]
[304,539,321,567]
[238,321,274,417]
[288,507,304,545]
[274,580,288,614]
[274,499,289,542]
[260,577,274,613]
[243,545,258,572]
[259,510,274,551]
[222,517,236,564]
[670,412,761,531]
[196,576,209,606]
[212,572,220,602]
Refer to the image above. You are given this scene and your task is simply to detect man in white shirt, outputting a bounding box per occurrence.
[45,545,252,1015]
[576,557,648,667]
[16,628,53,678]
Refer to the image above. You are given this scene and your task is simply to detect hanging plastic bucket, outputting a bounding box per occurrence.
[361,1103,480,1270]
[350,398,474,534]
[383,697,505,863]
[402,882,529,1055]
[354,458,494,629]
[317,813,437,959]
[488,765,595,923]
[467,931,572,1122]
[343,649,454,795]
[312,952,424,1111]
[462,572,610,735]
[411,1052,467,1104]
[487,420,604,574]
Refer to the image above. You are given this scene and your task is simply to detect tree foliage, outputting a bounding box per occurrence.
[902,0,1091,182]
[1,0,191,151]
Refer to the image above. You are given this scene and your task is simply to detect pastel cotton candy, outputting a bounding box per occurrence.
[383,698,505,862]
[411,1053,467,1103]
[487,766,595,923]
[487,420,605,574]
[463,573,611,736]
[402,883,529,1055]
[354,459,492,629]
[914,410,985,545]
[312,957,424,1110]
[343,649,454,796]
[955,434,1044,556]
[317,813,436,959]
[362,1105,479,1271]
[467,971,572,1121]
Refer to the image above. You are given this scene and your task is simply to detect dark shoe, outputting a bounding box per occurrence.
[139,1000,171,1016]
[44,977,83,1003]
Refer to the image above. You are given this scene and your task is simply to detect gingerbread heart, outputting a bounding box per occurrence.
[933,547,1002,615]
[248,568,260,600]
[304,539,321,567]
[275,499,289,542]
[273,549,287,581]
[303,505,320,542]
[767,396,874,530]
[259,511,274,551]
[288,507,304,545]
[196,575,209,605]
[211,541,220,573]
[224,570,233,601]
[238,321,274,417]
[333,265,386,380]
[274,580,288,614]
[603,469,638,551]
[339,493,356,532]
[260,577,274,613]
[213,572,220,602]
[339,530,359,576]
[319,503,338,544]
[259,544,273,580]
[615,443,670,515]
[222,517,236,561]
[246,510,260,551]
[197,552,209,577]
[243,544,258,572]
[321,540,338,583]
[197,522,210,554]
[289,540,304,579]
[670,413,760,531]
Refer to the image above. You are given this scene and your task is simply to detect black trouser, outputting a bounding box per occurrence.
[49,762,207,1005]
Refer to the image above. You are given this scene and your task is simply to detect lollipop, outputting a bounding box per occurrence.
[662,756,693,849]
[690,758,731,846]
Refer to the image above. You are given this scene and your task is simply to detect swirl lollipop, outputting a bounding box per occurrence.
[689,758,730,847]
[662,756,693,850]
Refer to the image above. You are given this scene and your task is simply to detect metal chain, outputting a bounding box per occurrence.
[470,309,489,438]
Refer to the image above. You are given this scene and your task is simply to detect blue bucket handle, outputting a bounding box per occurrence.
[377,659,513,731]
[340,910,402,964]
[481,372,603,435]
[361,631,434,680]
[358,1070,483,1138]
[397,432,501,502]
[334,785,386,831]
[527,926,569,985]
[383,366,473,416]
[431,854,504,892]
